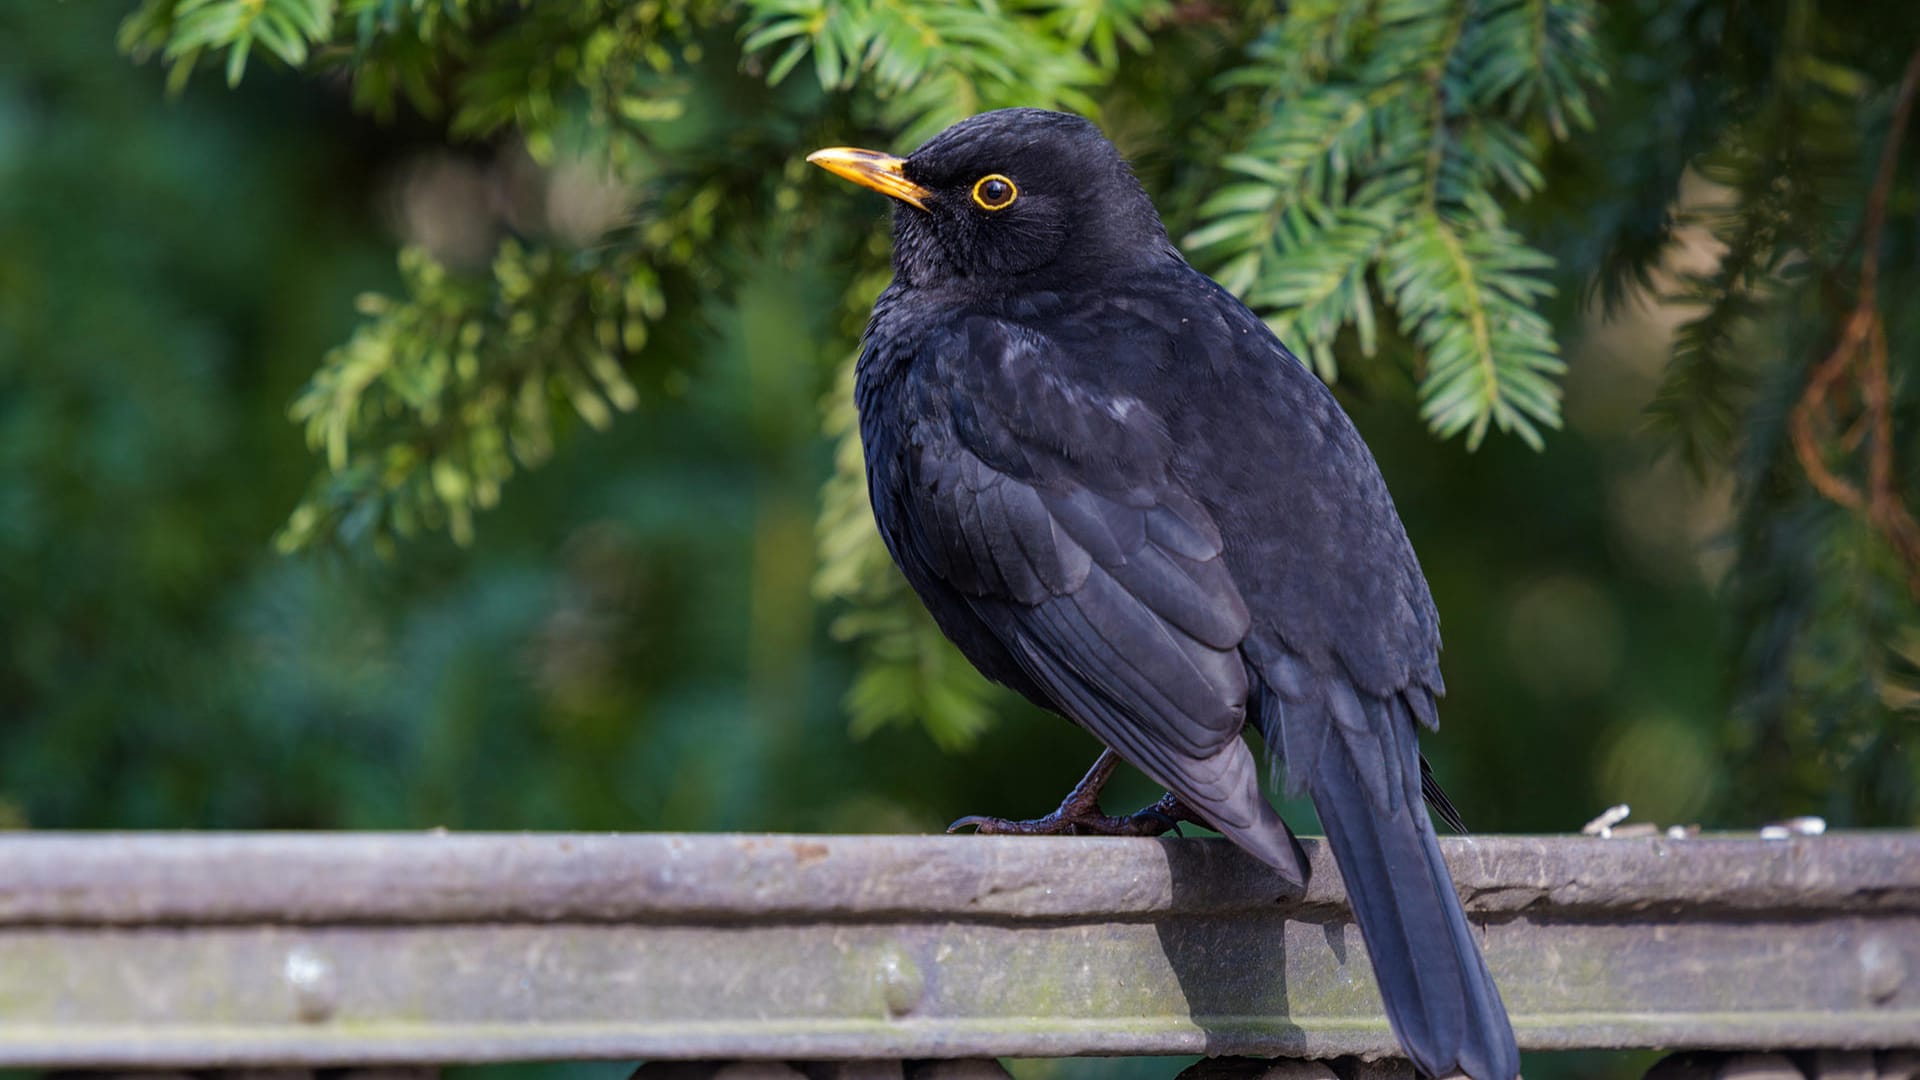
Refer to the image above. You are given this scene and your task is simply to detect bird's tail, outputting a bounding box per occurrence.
[1304,690,1519,1080]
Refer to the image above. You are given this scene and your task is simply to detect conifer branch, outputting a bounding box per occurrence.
[1789,44,1920,595]
[1190,0,1601,450]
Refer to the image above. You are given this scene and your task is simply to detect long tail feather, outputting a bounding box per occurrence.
[1307,690,1518,1080]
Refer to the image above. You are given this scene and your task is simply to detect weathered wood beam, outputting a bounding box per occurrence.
[0,832,1914,1066]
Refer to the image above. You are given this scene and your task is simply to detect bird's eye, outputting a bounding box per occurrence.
[971,174,1018,211]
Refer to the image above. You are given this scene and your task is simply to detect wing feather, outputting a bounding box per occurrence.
[892,316,1300,872]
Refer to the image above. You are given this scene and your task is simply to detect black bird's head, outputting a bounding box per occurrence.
[808,108,1178,291]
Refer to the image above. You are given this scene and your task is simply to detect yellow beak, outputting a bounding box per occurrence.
[806,147,932,211]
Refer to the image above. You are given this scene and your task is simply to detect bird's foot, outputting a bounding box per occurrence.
[948,790,1204,838]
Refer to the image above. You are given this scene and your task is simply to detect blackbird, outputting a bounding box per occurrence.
[809,108,1518,1080]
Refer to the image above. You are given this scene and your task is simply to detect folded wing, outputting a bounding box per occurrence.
[897,317,1304,881]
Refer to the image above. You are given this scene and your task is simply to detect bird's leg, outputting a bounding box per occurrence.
[947,748,1208,837]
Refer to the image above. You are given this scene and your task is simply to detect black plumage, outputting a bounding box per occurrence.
[809,108,1518,1080]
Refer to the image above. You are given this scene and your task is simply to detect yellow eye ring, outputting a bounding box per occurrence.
[971,174,1018,211]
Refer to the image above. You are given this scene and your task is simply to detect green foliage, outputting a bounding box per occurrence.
[125,0,741,560]
[1385,213,1561,448]
[1589,0,1920,823]
[1186,0,1603,448]
[120,0,334,89]
[1725,363,1920,826]
[123,0,717,162]
[741,0,1166,144]
[68,0,1920,823]
[279,242,659,553]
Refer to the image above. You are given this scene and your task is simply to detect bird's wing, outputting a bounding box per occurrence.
[895,316,1301,875]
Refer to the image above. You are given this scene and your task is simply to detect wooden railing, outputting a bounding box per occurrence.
[0,832,1914,1076]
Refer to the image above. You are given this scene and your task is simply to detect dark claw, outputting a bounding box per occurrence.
[1132,809,1183,837]
[945,807,1125,837]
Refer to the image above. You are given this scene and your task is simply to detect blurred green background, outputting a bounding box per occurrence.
[2,1,1917,1078]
